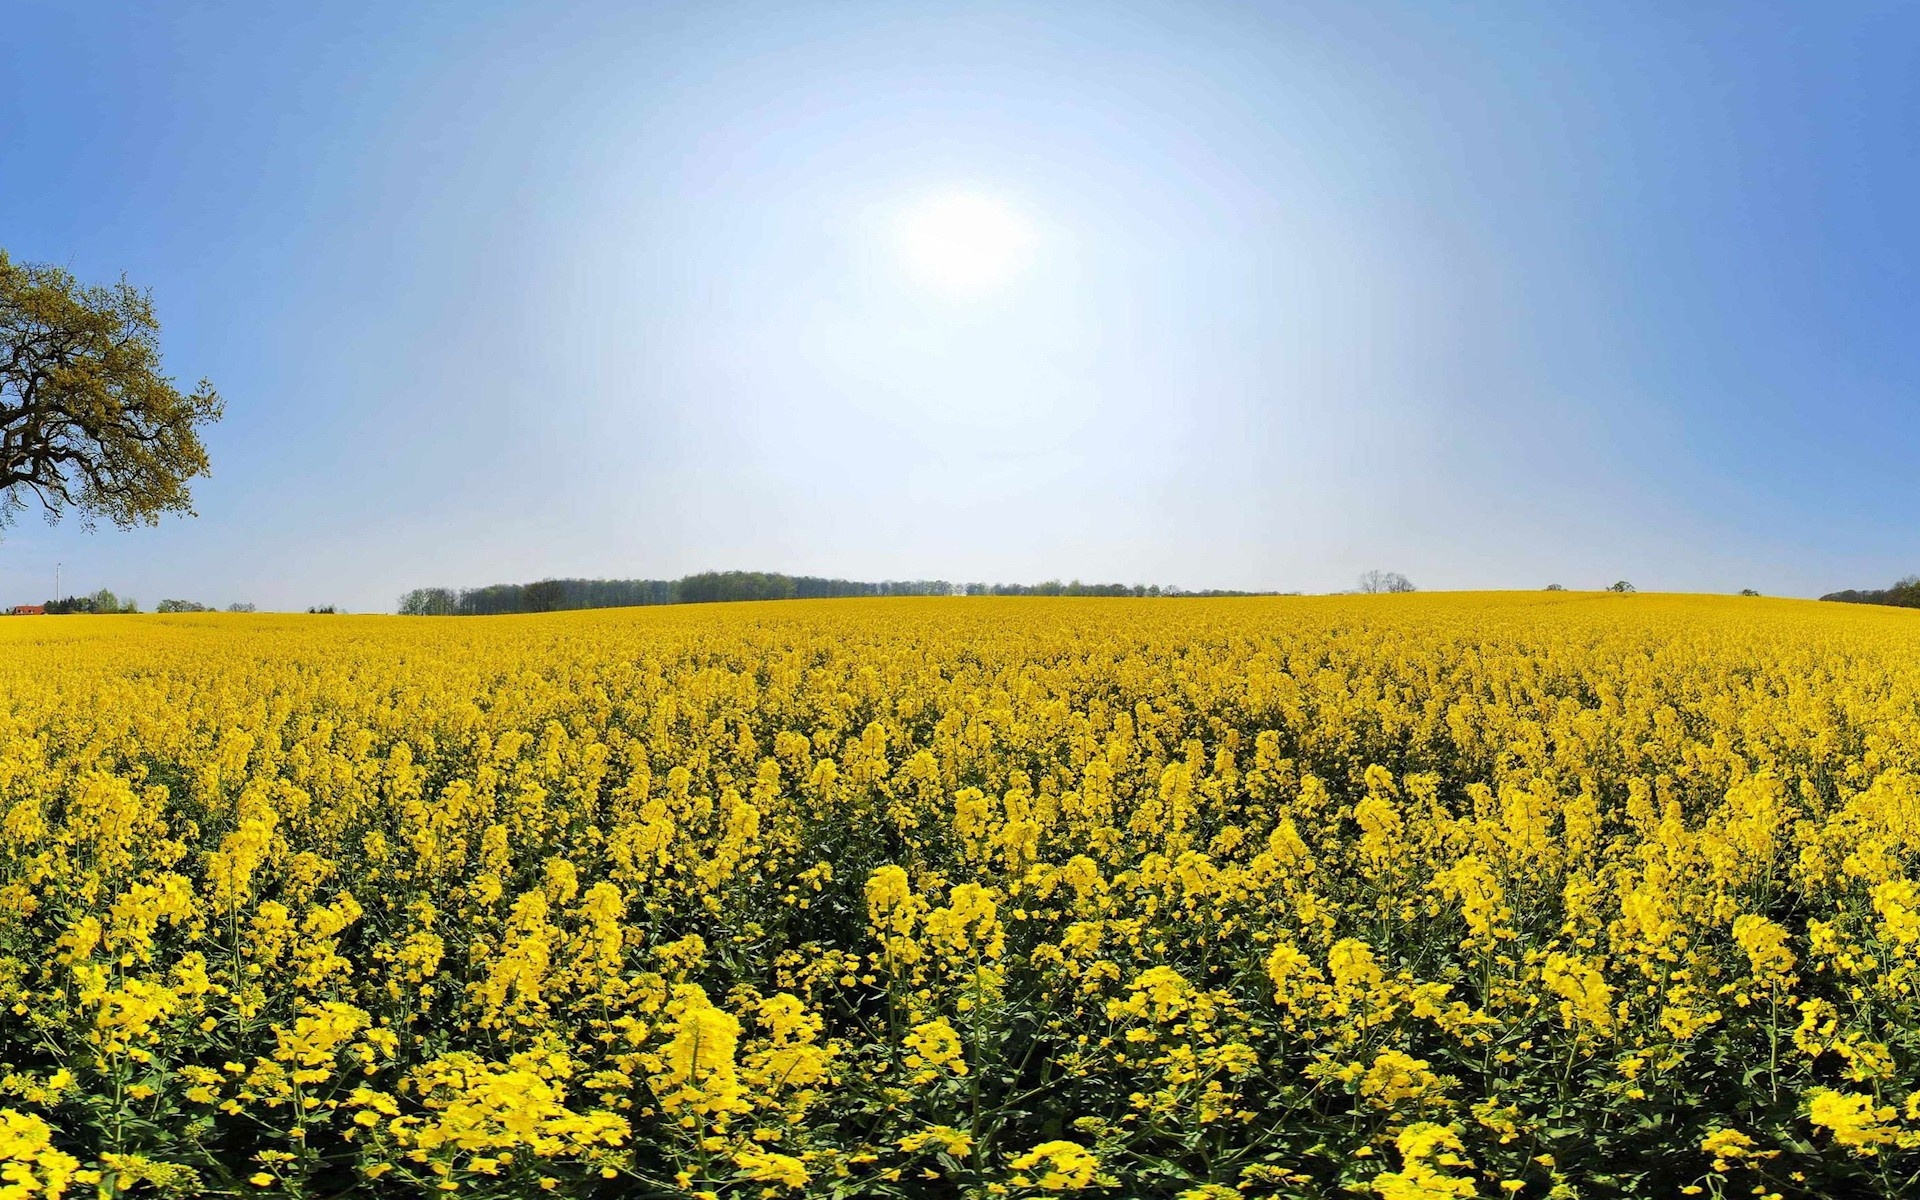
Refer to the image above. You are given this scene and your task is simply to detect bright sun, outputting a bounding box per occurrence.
[892,191,1037,293]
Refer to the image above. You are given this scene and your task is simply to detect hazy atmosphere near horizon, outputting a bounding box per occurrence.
[4,1,1917,611]
[14,9,1920,1193]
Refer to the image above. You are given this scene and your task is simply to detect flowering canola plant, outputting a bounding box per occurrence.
[2,592,1920,1198]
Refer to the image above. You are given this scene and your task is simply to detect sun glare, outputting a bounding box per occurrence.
[892,191,1037,293]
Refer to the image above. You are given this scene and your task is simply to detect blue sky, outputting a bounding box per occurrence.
[3,1,1915,610]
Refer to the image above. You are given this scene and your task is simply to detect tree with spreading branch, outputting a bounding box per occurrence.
[1,249,222,537]
[1358,569,1416,594]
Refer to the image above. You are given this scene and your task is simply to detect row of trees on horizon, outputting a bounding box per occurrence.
[1821,575,1920,609]
[15,591,258,614]
[11,575,1914,618]
[397,571,1274,616]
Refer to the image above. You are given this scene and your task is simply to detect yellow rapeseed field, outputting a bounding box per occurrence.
[3,593,1919,1199]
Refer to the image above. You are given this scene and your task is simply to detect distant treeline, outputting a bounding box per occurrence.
[1821,575,1920,609]
[39,589,140,614]
[398,571,1265,615]
[14,593,256,614]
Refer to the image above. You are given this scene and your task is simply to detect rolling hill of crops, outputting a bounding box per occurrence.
[3,594,1919,1198]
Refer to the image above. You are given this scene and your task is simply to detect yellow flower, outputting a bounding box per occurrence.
[1008,1141,1100,1191]
[0,1110,89,1198]
[1700,1127,1773,1173]
[1358,1050,1450,1112]
[903,1017,969,1083]
[1541,953,1614,1035]
[1371,1123,1475,1200]
[1808,1090,1901,1154]
[8,590,1920,1198]
[899,1125,975,1158]
[735,1148,810,1189]
[1731,915,1796,979]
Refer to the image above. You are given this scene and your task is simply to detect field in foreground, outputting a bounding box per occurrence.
[3,595,1920,1199]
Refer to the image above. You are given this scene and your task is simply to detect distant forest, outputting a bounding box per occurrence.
[398,571,1266,615]
[1821,575,1920,609]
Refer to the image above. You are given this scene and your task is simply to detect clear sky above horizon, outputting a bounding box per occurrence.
[3,1,1916,611]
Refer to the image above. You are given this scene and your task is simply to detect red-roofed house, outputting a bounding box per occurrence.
[10,605,45,616]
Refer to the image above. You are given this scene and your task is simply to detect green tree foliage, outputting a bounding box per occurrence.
[0,249,222,536]
[43,588,138,614]
[1821,575,1920,609]
[400,573,953,616]
[396,573,1257,615]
